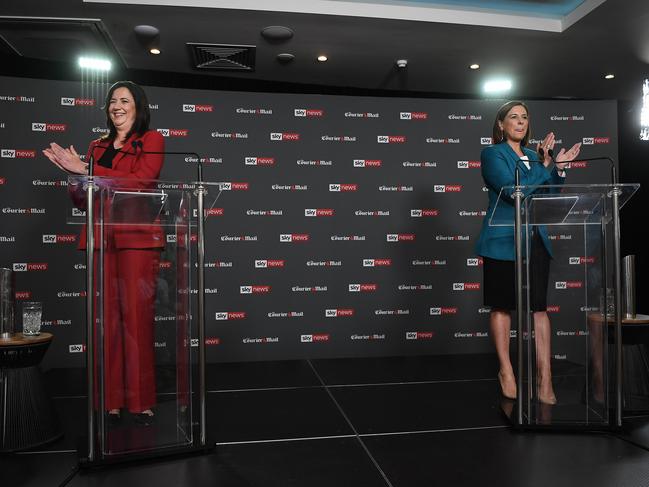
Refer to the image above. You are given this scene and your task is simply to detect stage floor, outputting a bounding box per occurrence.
[4,354,649,487]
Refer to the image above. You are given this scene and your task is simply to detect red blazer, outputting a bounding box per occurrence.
[71,130,165,250]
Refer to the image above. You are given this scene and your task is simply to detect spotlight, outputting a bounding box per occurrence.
[469,64,480,70]
[317,55,328,62]
[396,59,408,69]
[134,25,161,55]
[641,79,649,141]
[604,73,615,79]
[78,57,111,71]
[484,79,512,93]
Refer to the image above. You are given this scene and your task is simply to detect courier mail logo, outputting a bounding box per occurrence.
[182,104,214,112]
[32,122,67,132]
[215,311,246,320]
[294,108,324,117]
[377,135,407,143]
[61,97,95,107]
[400,112,428,120]
[1,149,36,158]
[270,132,300,141]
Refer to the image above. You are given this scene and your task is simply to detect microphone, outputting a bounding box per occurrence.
[551,155,616,184]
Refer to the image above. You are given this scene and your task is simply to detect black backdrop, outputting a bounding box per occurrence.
[0,75,619,367]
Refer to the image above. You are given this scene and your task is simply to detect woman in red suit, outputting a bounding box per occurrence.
[43,81,164,424]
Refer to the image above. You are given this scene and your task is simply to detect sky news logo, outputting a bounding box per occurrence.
[406,331,434,340]
[387,234,415,242]
[326,309,355,317]
[69,344,86,353]
[453,282,481,291]
[245,156,275,166]
[219,182,249,191]
[430,307,458,315]
[547,305,561,313]
[280,233,309,242]
[294,108,324,117]
[61,97,95,106]
[255,259,285,268]
[569,256,596,264]
[329,183,358,192]
[301,333,330,342]
[42,234,76,244]
[555,281,583,289]
[13,263,48,271]
[215,311,246,320]
[466,258,484,266]
[1,149,36,158]
[411,209,439,217]
[15,291,32,299]
[270,132,300,141]
[183,104,214,112]
[305,208,334,217]
[480,137,493,145]
[240,285,271,294]
[363,258,392,267]
[349,283,378,292]
[32,122,66,132]
[377,135,406,143]
[157,128,189,137]
[400,112,428,120]
[582,137,610,145]
[457,160,481,169]
[353,159,382,168]
[434,185,462,192]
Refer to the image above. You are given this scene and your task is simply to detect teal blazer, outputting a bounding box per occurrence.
[474,142,565,261]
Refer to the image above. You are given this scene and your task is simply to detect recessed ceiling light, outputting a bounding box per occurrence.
[484,79,512,93]
[605,74,615,79]
[150,48,161,55]
[317,55,328,62]
[470,64,480,70]
[78,57,111,71]
[261,26,294,41]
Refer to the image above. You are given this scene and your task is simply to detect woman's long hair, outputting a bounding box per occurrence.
[102,81,150,142]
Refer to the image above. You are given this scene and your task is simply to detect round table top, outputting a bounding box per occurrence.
[0,332,53,346]
[588,313,649,325]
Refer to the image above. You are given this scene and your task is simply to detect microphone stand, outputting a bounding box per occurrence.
[84,152,96,462]
[132,142,208,446]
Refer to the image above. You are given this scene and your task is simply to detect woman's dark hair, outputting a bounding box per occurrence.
[102,81,150,142]
[492,100,530,146]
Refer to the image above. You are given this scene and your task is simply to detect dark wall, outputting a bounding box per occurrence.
[619,100,649,314]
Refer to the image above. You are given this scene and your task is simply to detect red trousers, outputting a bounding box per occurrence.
[98,248,160,413]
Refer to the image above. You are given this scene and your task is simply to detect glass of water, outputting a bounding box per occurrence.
[22,301,42,336]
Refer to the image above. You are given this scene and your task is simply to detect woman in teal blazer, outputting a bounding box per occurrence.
[475,101,581,404]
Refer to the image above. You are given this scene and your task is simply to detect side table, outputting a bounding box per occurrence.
[0,332,62,452]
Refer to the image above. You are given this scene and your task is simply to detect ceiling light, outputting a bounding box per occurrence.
[78,57,111,71]
[277,53,295,64]
[604,73,615,79]
[317,55,328,62]
[470,64,480,70]
[396,59,408,68]
[484,79,512,93]
[134,25,161,55]
[261,26,294,41]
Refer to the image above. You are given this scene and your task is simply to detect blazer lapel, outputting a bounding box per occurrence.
[113,133,139,165]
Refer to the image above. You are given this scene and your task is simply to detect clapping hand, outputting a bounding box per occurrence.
[554,142,581,170]
[536,132,556,167]
[42,143,88,174]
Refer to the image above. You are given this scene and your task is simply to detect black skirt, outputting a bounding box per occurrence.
[482,232,550,312]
